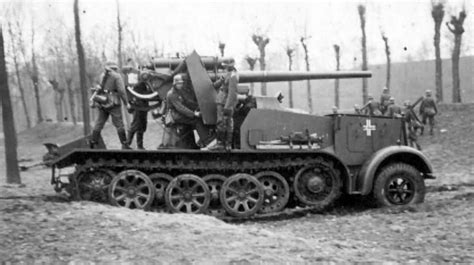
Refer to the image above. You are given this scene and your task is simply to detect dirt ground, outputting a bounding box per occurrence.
[1,104,473,263]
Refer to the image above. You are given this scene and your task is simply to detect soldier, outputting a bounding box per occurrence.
[354,104,362,114]
[208,58,239,151]
[419,89,438,135]
[362,95,382,116]
[379,87,391,114]
[385,97,402,118]
[403,100,422,150]
[166,74,213,148]
[89,61,131,149]
[126,82,149,150]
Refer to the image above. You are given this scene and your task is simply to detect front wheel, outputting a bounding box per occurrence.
[373,163,425,207]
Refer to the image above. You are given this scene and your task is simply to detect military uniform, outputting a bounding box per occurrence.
[404,107,422,150]
[380,91,391,114]
[90,65,130,149]
[210,68,238,150]
[127,83,149,149]
[363,100,382,116]
[166,85,212,148]
[419,95,437,135]
[385,103,402,118]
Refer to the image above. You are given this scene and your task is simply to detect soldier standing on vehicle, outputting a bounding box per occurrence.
[166,74,213,148]
[89,61,131,149]
[385,97,402,118]
[379,87,391,115]
[403,100,422,150]
[362,95,382,116]
[419,90,438,135]
[208,58,239,151]
[126,83,149,150]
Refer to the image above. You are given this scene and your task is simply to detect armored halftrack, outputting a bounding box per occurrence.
[47,51,435,220]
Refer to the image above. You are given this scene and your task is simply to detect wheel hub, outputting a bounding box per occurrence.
[307,176,325,193]
[238,191,246,199]
[183,191,192,201]
[127,188,137,196]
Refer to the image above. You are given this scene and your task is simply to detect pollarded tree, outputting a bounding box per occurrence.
[0,25,21,184]
[251,34,270,95]
[358,4,369,104]
[300,36,313,113]
[218,42,226,57]
[381,32,391,90]
[431,1,445,102]
[446,9,466,103]
[245,55,258,94]
[285,45,295,108]
[333,44,340,108]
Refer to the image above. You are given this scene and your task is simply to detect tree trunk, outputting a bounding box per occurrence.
[218,42,225,57]
[381,34,391,90]
[245,56,257,95]
[451,34,462,103]
[0,26,21,184]
[7,22,31,129]
[252,34,269,96]
[65,78,77,124]
[446,10,466,103]
[432,3,444,102]
[116,0,130,129]
[74,0,91,135]
[300,37,313,113]
[31,49,43,123]
[333,44,340,108]
[358,5,368,104]
[286,47,294,108]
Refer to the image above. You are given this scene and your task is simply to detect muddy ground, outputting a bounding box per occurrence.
[1,104,473,263]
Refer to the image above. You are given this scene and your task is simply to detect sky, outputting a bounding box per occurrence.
[1,0,473,71]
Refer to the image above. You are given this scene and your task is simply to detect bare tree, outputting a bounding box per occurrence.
[115,0,130,128]
[6,20,31,128]
[251,34,270,95]
[333,44,340,108]
[245,55,258,94]
[300,36,313,113]
[446,9,466,103]
[432,1,445,102]
[64,32,77,124]
[218,41,226,57]
[285,45,295,108]
[358,4,369,104]
[0,25,21,184]
[48,79,65,122]
[381,32,391,90]
[74,0,91,135]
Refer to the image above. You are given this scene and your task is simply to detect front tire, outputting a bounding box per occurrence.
[373,163,425,207]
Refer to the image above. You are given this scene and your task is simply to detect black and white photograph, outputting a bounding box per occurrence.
[0,0,473,263]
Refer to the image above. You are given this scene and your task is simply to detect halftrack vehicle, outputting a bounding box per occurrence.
[47,51,435,220]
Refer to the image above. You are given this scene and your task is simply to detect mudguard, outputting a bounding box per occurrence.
[357,145,434,195]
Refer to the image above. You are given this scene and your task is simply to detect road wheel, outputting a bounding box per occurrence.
[220,173,264,218]
[203,174,227,216]
[149,173,173,211]
[373,163,425,207]
[255,171,290,213]
[108,170,155,210]
[293,162,342,211]
[75,168,114,203]
[165,174,210,214]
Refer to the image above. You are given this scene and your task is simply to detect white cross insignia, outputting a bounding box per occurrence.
[363,119,376,136]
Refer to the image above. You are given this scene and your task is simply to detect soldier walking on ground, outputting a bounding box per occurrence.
[385,97,402,118]
[89,62,131,149]
[419,90,438,135]
[379,87,391,115]
[208,58,239,151]
[403,100,422,150]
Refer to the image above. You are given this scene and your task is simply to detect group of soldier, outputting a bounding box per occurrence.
[351,87,438,150]
[88,58,239,151]
[88,59,438,152]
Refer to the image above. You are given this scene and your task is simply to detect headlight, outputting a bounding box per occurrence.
[127,73,138,86]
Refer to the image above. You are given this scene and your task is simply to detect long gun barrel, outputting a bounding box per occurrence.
[216,71,372,83]
[149,57,234,70]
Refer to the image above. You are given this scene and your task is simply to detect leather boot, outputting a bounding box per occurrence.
[126,130,135,146]
[89,130,101,149]
[137,132,145,150]
[208,131,225,151]
[420,126,424,136]
[118,129,131,149]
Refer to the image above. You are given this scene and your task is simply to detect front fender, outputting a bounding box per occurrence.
[357,145,434,195]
